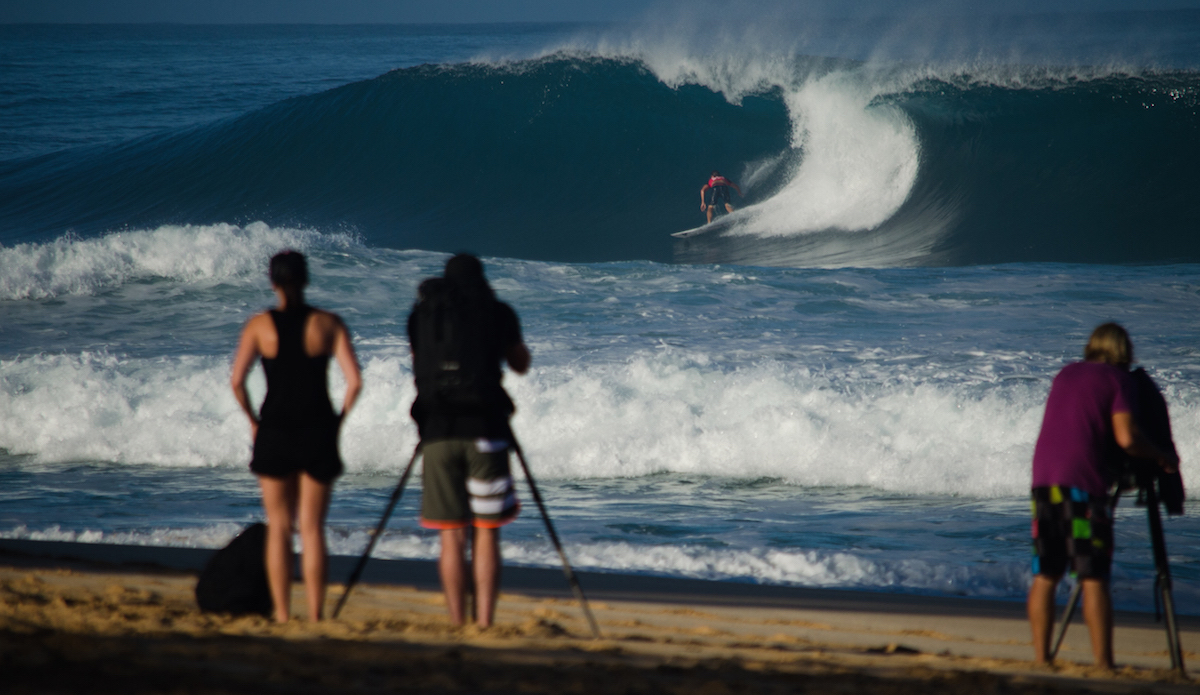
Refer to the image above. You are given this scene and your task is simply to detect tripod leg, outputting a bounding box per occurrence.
[1145,486,1187,675]
[1161,584,1185,674]
[511,438,602,639]
[1049,581,1082,662]
[332,444,422,619]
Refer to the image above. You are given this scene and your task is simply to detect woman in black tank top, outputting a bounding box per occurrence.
[231,251,362,623]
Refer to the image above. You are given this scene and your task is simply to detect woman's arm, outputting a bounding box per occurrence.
[231,315,266,439]
[333,318,362,422]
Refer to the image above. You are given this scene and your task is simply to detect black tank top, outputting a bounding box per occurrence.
[258,306,336,430]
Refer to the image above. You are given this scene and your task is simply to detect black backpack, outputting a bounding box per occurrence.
[194,523,273,617]
[411,278,504,411]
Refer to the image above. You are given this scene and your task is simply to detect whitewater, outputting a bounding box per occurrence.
[1,14,1199,614]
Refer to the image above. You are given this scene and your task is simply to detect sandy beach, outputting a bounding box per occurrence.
[0,539,1195,694]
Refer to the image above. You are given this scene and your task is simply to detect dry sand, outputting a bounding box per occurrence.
[1,542,1196,694]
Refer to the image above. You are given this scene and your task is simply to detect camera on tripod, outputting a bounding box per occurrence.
[1113,455,1185,517]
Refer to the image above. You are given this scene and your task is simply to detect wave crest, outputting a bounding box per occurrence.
[0,222,355,300]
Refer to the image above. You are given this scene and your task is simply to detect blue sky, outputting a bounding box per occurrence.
[2,0,1199,24]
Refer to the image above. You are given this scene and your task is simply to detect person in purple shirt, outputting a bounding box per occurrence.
[1027,323,1178,669]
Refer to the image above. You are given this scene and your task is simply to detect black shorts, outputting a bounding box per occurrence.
[1030,486,1114,580]
[250,424,343,484]
[706,186,730,206]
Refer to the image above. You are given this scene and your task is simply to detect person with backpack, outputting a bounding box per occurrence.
[408,253,530,628]
[230,250,362,623]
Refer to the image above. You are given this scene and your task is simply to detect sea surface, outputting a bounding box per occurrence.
[2,15,1199,614]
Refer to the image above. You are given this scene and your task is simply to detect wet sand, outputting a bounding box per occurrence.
[1,539,1196,694]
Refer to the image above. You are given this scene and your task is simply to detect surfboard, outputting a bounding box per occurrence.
[672,214,736,238]
[671,225,710,238]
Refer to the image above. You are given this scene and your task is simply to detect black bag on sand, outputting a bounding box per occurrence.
[195,522,273,617]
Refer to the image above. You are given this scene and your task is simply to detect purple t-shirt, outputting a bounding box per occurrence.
[1031,361,1134,497]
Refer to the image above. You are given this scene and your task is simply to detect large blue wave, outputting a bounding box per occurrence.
[0,57,789,263]
[903,72,1200,265]
[2,54,1199,267]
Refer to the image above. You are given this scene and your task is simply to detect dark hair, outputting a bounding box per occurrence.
[711,170,720,177]
[269,251,308,308]
[443,253,494,300]
[444,253,484,283]
[269,250,308,289]
[1084,322,1133,367]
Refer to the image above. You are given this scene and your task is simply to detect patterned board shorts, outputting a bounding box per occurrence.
[1030,485,1114,580]
[420,438,521,530]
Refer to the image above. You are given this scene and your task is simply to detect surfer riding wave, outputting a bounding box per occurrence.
[700,171,742,224]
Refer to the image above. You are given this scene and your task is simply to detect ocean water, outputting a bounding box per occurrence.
[1,15,1199,614]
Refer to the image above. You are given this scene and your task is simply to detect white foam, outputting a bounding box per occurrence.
[0,352,259,466]
[7,521,1191,612]
[503,538,1032,597]
[0,522,249,548]
[0,346,1099,499]
[744,71,919,237]
[0,521,1029,595]
[0,349,418,470]
[0,222,357,300]
[506,353,1052,498]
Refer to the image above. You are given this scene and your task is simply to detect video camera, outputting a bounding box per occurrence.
[1114,456,1185,516]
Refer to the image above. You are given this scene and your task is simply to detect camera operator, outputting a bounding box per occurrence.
[1027,323,1179,669]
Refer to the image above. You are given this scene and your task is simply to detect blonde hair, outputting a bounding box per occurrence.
[1084,322,1133,367]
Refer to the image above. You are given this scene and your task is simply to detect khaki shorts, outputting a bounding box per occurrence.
[420,439,520,530]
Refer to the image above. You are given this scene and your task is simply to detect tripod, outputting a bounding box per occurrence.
[1049,478,1186,675]
[333,436,600,637]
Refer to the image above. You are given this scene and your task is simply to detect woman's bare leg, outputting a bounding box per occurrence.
[297,473,333,621]
[258,474,299,623]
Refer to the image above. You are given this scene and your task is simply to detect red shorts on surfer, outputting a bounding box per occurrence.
[420,438,521,529]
